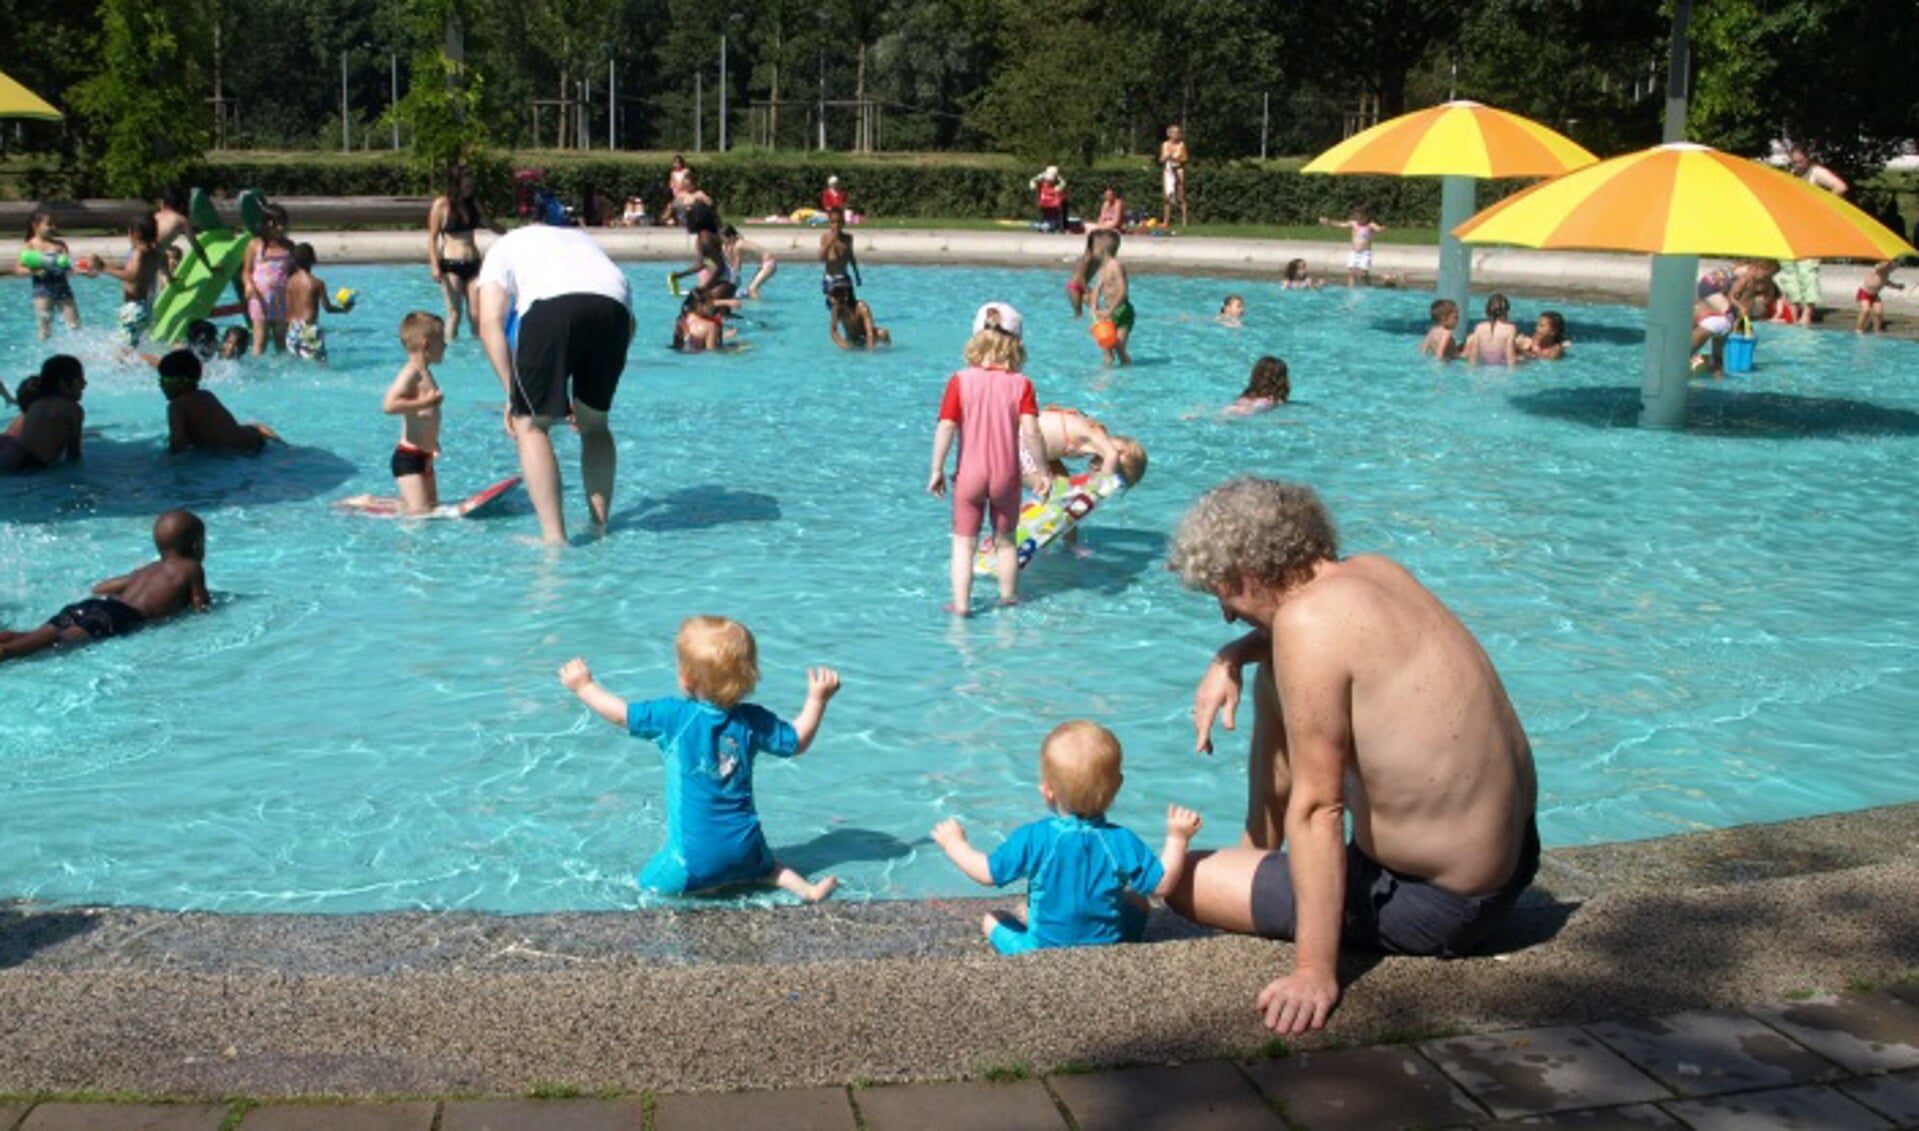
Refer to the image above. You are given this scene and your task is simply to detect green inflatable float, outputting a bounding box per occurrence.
[149,187,266,345]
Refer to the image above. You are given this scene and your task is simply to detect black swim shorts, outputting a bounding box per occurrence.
[511,293,632,418]
[46,596,146,641]
[390,445,434,479]
[1249,818,1539,958]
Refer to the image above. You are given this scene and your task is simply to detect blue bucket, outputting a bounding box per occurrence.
[1724,326,1756,375]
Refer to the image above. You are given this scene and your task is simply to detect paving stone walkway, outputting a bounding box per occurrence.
[6,985,1919,1129]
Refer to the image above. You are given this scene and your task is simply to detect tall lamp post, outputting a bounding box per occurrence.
[390,51,400,150]
[340,48,350,153]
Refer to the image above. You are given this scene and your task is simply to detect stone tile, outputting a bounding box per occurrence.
[1841,1068,1919,1125]
[440,1098,644,1131]
[1241,1046,1486,1130]
[21,1105,229,1131]
[854,1079,1065,1131]
[653,1086,854,1131]
[0,1106,27,1131]
[1502,1104,1682,1128]
[238,1102,438,1130]
[1419,1027,1671,1119]
[1749,992,1919,1074]
[1583,1010,1842,1096]
[1661,1083,1893,1130]
[1044,1063,1281,1131]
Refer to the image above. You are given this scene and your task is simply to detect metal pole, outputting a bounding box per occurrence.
[719,35,728,152]
[818,48,826,151]
[1438,175,1475,342]
[695,72,703,152]
[390,53,400,150]
[1641,0,1695,430]
[609,56,616,150]
[340,50,350,153]
[1260,93,1269,161]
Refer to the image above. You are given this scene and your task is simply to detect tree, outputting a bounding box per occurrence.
[69,0,208,196]
[1287,0,1467,119]
[1690,0,1918,174]
[386,0,490,180]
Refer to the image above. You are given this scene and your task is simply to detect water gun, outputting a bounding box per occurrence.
[668,273,682,296]
[19,249,72,271]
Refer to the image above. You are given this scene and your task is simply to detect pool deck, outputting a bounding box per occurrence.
[11,226,1919,318]
[3,801,1918,1126]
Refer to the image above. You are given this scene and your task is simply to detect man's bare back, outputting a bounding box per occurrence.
[1276,555,1535,895]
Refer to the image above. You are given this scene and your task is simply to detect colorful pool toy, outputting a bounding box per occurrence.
[975,470,1129,576]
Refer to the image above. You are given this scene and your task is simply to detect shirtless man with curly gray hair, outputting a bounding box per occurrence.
[1164,476,1538,1036]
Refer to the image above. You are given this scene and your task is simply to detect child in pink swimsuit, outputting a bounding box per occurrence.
[242,203,295,356]
[928,303,1052,615]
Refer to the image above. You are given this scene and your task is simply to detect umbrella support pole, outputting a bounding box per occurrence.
[1640,254,1697,429]
[1438,175,1476,340]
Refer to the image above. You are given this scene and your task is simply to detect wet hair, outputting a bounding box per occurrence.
[12,375,43,411]
[443,164,480,231]
[1535,310,1566,345]
[1109,436,1148,486]
[400,311,444,352]
[721,224,739,240]
[221,326,252,355]
[157,349,203,387]
[1485,293,1511,323]
[25,207,52,240]
[1429,298,1458,324]
[1220,294,1244,313]
[961,328,1026,372]
[1241,356,1290,403]
[131,212,158,245]
[1041,721,1125,818]
[1351,202,1373,223]
[676,616,759,710]
[186,320,219,358]
[261,203,289,230]
[1167,476,1339,595]
[159,185,190,213]
[1091,228,1122,258]
[153,509,206,561]
[40,355,83,394]
[1283,259,1309,282]
[292,242,317,272]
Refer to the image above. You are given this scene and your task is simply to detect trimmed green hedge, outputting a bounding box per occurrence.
[10,153,1544,227]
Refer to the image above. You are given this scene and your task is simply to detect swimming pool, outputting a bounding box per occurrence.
[3,259,1916,912]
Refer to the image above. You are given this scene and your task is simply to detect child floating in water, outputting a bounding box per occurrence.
[1320,204,1385,286]
[159,350,282,454]
[1464,293,1520,368]
[1856,261,1902,334]
[1521,311,1569,360]
[381,312,447,514]
[1280,258,1323,290]
[931,720,1202,954]
[1217,294,1245,327]
[0,509,210,664]
[559,616,844,902]
[220,326,252,360]
[929,303,1052,615]
[1226,356,1291,414]
[284,243,355,361]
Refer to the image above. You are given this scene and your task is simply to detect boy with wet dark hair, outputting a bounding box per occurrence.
[158,349,282,455]
[1,355,85,473]
[95,212,164,348]
[0,510,210,664]
[285,243,355,361]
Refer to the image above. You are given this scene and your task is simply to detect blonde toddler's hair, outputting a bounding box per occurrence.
[677,616,760,709]
[961,329,1026,372]
[1041,720,1124,818]
[400,310,445,352]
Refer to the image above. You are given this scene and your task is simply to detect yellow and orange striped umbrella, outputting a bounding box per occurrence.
[1302,100,1596,179]
[1453,142,1916,260]
[0,68,62,121]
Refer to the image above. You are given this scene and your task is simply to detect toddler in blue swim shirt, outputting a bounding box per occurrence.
[932,720,1202,953]
[559,616,843,902]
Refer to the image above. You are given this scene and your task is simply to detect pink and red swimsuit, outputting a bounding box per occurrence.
[939,365,1038,538]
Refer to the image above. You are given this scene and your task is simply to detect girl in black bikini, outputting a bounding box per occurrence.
[428,165,499,339]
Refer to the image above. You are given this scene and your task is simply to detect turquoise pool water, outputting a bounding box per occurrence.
[3,259,1917,912]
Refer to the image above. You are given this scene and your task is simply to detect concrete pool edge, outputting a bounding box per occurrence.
[8,227,1917,315]
[2,802,1916,1096]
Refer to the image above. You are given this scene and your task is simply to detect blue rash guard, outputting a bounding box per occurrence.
[626,696,799,893]
[986,814,1164,953]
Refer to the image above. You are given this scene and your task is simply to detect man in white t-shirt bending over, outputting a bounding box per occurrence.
[476,201,634,544]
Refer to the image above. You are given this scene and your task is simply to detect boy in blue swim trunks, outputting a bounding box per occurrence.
[0,509,210,665]
[559,616,844,902]
[932,720,1202,953]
